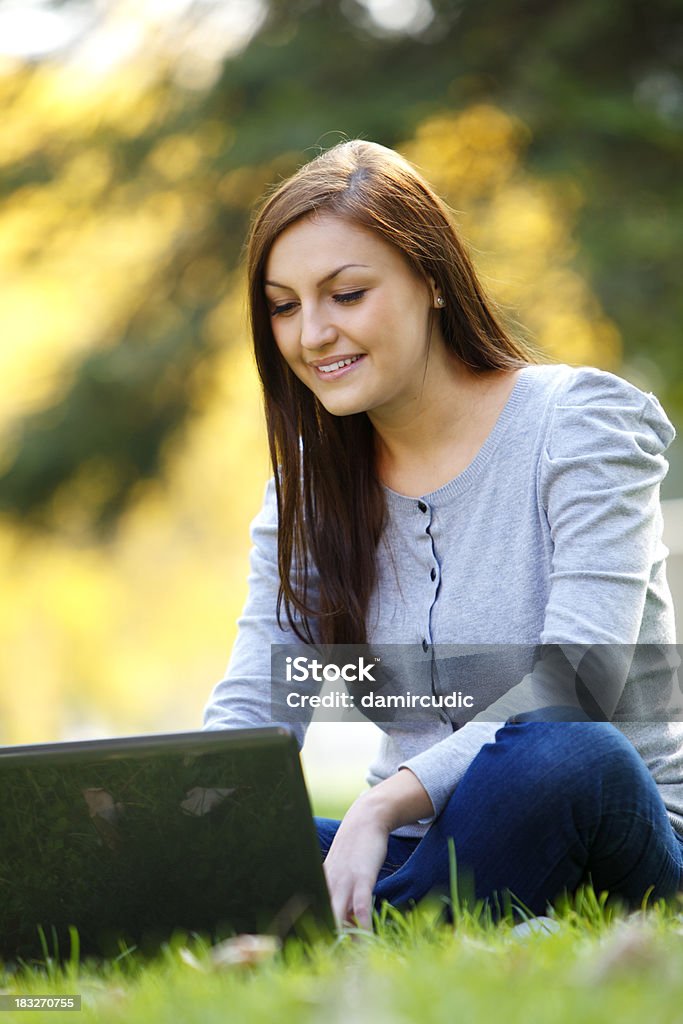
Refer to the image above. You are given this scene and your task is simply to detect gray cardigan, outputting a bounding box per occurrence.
[204,363,683,837]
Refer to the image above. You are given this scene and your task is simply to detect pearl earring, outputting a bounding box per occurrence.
[436,296,445,307]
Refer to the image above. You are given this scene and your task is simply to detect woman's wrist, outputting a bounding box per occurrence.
[357,767,434,833]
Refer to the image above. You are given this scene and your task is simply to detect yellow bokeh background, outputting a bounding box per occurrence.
[0,74,622,741]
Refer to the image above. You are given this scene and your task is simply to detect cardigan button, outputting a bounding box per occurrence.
[417,500,428,513]
[422,638,429,652]
[430,568,436,581]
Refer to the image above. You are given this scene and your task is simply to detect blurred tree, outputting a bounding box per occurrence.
[1,0,682,740]
[0,100,627,742]
[0,0,681,536]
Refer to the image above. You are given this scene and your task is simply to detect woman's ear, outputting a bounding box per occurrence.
[428,277,445,308]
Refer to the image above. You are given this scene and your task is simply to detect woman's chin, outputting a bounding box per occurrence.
[316,396,370,418]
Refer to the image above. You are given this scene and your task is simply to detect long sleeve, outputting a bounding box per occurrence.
[400,368,676,819]
[202,477,321,749]
[473,370,676,722]
[538,369,674,645]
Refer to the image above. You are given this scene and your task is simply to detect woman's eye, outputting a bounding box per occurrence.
[270,302,298,317]
[334,289,366,305]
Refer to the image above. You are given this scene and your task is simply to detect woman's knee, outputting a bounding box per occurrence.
[498,719,638,772]
[461,721,644,815]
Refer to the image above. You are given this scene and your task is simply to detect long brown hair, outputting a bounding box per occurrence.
[246,139,536,645]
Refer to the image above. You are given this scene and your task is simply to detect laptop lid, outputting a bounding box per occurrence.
[0,726,334,960]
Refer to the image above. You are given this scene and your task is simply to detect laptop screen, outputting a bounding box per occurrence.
[0,728,333,959]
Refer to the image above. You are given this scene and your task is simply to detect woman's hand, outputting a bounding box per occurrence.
[323,793,391,930]
[323,768,434,930]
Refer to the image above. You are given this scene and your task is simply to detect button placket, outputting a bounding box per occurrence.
[417,498,436,653]
[414,498,447,722]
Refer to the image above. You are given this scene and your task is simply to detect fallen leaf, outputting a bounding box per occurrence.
[209,933,281,969]
[177,933,280,973]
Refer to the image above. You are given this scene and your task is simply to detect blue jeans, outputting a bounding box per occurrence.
[315,721,683,917]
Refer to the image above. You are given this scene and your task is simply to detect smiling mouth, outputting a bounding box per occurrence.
[316,355,364,374]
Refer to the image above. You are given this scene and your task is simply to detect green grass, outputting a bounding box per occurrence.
[3,891,683,1023]
[3,797,683,1023]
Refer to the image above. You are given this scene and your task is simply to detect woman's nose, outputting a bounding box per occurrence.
[300,305,338,349]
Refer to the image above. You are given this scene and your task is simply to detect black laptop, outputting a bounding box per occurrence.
[0,727,334,960]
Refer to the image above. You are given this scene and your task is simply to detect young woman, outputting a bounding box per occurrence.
[204,139,683,929]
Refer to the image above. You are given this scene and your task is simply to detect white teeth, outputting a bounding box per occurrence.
[318,356,361,374]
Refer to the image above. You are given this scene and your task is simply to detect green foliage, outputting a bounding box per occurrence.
[1,0,682,530]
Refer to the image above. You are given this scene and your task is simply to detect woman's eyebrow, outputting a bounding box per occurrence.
[264,263,370,290]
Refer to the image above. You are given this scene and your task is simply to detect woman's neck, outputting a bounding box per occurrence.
[372,361,523,497]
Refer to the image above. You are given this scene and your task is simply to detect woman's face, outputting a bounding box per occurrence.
[263,213,445,422]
